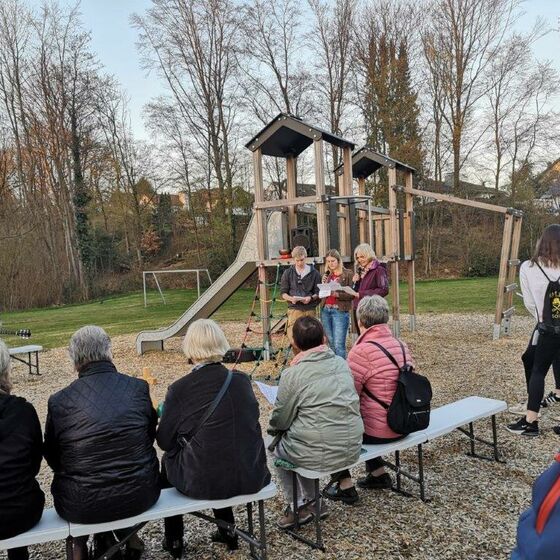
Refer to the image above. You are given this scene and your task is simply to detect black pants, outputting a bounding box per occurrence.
[160,464,235,541]
[522,326,560,391]
[332,433,405,480]
[7,548,28,560]
[527,330,560,413]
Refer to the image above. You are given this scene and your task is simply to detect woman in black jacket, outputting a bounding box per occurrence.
[44,326,160,560]
[157,319,271,558]
[0,339,44,560]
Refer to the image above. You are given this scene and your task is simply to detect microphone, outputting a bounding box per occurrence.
[352,267,363,291]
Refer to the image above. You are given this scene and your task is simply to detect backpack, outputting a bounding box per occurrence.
[362,340,432,435]
[535,263,560,335]
[511,454,560,560]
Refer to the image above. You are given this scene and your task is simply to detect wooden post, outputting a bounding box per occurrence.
[358,176,367,244]
[388,167,400,337]
[502,214,523,336]
[494,213,514,340]
[286,156,297,233]
[337,174,347,254]
[314,138,329,261]
[405,171,416,331]
[253,148,271,356]
[341,146,353,257]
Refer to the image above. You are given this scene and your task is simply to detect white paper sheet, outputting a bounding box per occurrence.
[254,381,279,405]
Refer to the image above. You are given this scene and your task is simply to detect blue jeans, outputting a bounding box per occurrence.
[321,306,349,358]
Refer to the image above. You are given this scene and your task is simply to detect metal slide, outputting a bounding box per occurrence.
[136,212,282,355]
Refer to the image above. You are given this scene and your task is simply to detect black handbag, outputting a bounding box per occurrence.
[178,370,233,448]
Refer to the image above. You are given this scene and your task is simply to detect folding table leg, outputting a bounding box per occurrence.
[313,478,323,550]
[468,422,476,456]
[491,415,500,461]
[258,499,268,560]
[395,450,402,492]
[247,502,256,559]
[418,444,426,502]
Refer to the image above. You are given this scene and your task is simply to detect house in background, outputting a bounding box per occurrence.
[535,159,560,214]
[419,173,498,201]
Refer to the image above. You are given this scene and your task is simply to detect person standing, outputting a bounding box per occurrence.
[0,340,44,560]
[351,243,389,333]
[507,225,560,437]
[320,249,354,358]
[280,246,322,343]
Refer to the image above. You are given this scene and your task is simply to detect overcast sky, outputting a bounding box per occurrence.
[29,0,560,140]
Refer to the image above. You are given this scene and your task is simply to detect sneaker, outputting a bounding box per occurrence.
[276,505,314,529]
[357,472,392,490]
[541,391,560,408]
[508,402,542,418]
[162,537,183,559]
[506,417,539,436]
[210,530,239,551]
[322,483,359,505]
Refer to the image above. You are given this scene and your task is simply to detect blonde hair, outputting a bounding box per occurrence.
[325,249,343,274]
[182,319,230,364]
[291,246,307,259]
[0,339,12,395]
[354,243,376,264]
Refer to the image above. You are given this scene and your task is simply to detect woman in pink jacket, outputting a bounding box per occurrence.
[323,295,413,504]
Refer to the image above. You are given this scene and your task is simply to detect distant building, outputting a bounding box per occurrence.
[535,159,560,214]
[419,173,497,200]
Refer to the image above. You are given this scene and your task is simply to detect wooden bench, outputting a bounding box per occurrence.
[276,396,507,550]
[9,345,43,375]
[0,483,277,560]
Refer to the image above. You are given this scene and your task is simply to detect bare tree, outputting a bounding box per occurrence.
[422,0,522,192]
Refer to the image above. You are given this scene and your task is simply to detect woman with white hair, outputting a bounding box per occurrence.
[157,319,270,558]
[44,326,160,560]
[324,296,412,503]
[0,339,44,560]
[351,243,389,332]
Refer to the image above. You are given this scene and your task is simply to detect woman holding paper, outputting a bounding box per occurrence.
[320,249,355,358]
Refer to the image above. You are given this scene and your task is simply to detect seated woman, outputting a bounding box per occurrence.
[0,340,44,560]
[44,326,160,560]
[268,316,363,527]
[156,319,270,558]
[327,295,412,499]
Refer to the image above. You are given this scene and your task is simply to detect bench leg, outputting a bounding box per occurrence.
[66,536,73,560]
[34,351,40,376]
[383,447,427,501]
[258,499,268,560]
[284,474,325,551]
[395,450,402,492]
[458,416,505,463]
[418,444,426,502]
[247,502,256,559]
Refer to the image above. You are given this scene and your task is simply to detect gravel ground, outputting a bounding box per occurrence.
[3,313,559,560]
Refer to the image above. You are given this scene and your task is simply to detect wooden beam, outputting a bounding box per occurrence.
[388,167,400,336]
[254,196,320,210]
[494,213,514,339]
[286,156,297,231]
[253,149,270,353]
[405,171,416,331]
[314,138,329,260]
[340,146,353,256]
[505,215,523,313]
[403,186,509,214]
[358,176,367,244]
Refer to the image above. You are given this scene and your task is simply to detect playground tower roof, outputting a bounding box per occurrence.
[334,146,416,178]
[245,113,355,158]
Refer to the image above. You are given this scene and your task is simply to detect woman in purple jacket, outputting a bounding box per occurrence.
[351,243,389,333]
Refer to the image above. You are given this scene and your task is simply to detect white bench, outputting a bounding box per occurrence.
[0,483,277,560]
[9,345,43,375]
[275,396,506,550]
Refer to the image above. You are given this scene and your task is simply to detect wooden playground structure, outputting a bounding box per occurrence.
[245,114,523,357]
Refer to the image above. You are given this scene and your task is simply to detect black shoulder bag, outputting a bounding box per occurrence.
[178,370,233,449]
[362,340,432,435]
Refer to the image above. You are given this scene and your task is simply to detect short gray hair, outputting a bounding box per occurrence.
[357,295,389,328]
[69,325,112,371]
[354,243,376,263]
[292,246,307,259]
[0,339,12,394]
[182,319,230,364]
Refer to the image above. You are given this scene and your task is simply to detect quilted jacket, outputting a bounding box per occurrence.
[44,361,160,524]
[268,347,363,471]
[0,394,44,539]
[157,363,270,500]
[353,260,389,309]
[348,323,413,439]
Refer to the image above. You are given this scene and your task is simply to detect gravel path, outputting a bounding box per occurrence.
[3,313,558,560]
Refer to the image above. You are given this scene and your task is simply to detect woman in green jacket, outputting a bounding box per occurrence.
[268,316,363,529]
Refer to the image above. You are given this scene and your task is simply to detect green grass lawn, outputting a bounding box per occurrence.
[1,277,524,349]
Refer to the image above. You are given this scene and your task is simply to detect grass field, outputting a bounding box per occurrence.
[1,276,525,349]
